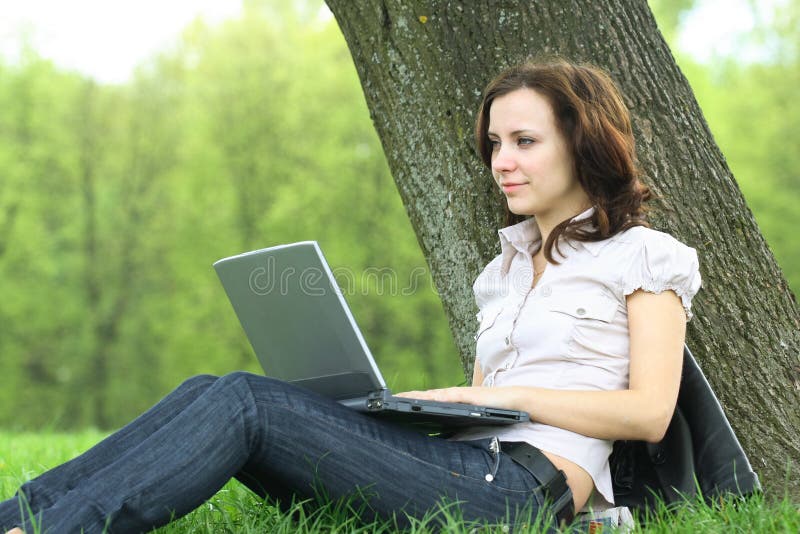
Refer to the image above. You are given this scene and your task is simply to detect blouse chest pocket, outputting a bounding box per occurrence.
[474,307,502,342]
[547,294,619,355]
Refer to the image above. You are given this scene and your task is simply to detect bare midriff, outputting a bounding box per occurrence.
[541,450,595,512]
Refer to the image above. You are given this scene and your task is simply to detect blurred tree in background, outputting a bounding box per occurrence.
[651,0,800,292]
[0,0,796,429]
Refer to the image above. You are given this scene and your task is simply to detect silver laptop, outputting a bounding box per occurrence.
[213,241,528,432]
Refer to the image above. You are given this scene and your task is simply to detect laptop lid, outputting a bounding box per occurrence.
[213,241,387,400]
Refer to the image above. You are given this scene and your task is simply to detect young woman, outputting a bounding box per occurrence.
[0,59,701,533]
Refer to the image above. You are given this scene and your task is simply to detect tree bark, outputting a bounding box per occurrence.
[325,0,800,498]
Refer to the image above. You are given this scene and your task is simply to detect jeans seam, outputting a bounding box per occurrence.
[251,380,267,458]
[228,373,267,459]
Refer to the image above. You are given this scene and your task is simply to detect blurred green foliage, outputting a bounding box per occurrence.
[0,3,465,429]
[0,1,796,429]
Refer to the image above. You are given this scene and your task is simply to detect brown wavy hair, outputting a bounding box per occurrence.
[475,58,653,263]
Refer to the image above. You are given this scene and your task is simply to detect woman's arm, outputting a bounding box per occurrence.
[398,289,686,443]
[472,359,484,386]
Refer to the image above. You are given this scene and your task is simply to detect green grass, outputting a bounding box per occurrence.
[1,431,797,533]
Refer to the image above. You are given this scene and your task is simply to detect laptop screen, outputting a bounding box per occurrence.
[214,242,387,398]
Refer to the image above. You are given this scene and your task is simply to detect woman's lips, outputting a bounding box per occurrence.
[501,183,527,193]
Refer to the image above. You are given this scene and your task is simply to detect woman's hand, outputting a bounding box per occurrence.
[394,386,514,409]
[395,387,485,405]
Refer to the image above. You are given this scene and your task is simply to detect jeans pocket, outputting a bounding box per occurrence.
[455,439,547,500]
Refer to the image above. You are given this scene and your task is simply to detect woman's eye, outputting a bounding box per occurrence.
[518,137,534,146]
[489,139,500,150]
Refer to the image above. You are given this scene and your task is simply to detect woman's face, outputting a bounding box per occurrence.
[488,88,589,222]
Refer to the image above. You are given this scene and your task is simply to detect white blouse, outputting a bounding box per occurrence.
[451,206,702,509]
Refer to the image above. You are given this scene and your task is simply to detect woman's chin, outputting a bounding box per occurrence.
[507,202,536,217]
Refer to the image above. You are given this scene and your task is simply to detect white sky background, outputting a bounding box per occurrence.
[0,0,783,84]
[0,0,244,83]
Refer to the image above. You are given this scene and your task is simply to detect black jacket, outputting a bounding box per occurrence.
[609,345,761,511]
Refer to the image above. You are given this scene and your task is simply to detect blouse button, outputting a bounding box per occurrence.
[576,307,586,316]
[504,336,511,346]
[541,286,552,297]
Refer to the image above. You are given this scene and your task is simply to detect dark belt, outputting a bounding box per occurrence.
[501,441,575,526]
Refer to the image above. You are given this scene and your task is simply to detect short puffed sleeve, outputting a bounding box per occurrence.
[619,228,702,321]
[472,254,505,311]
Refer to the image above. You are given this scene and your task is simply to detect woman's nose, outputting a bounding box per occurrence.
[491,145,516,173]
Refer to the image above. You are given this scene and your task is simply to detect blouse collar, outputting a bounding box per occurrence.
[497,206,610,273]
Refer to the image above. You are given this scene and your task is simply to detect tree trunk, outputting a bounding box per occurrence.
[324,0,800,498]
[78,80,107,427]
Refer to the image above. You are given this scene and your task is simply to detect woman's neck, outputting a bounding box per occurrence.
[534,202,593,253]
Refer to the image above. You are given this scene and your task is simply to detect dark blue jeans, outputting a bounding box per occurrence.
[0,372,563,532]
